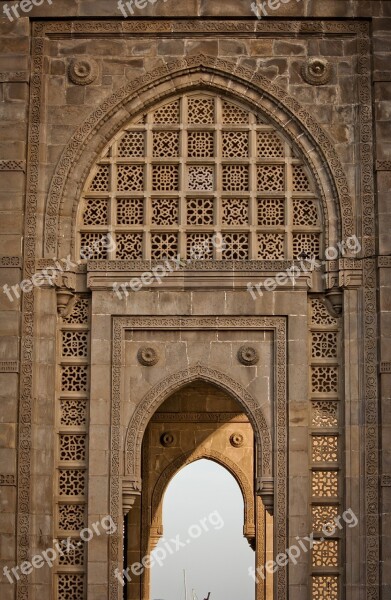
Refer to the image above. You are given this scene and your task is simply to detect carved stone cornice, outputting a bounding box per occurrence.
[151,412,248,423]
[122,478,141,516]
[324,258,363,290]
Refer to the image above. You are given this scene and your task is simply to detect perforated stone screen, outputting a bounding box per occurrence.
[78,93,322,261]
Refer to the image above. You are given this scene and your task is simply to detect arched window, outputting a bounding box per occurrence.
[77,92,322,261]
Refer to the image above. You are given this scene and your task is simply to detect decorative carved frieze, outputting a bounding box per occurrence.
[0,160,25,172]
[0,474,16,485]
[376,160,391,171]
[0,256,22,268]
[0,72,29,83]
[378,256,391,268]
[151,412,248,422]
[381,475,391,487]
[0,361,19,373]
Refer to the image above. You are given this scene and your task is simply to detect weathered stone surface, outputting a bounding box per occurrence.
[0,6,388,600]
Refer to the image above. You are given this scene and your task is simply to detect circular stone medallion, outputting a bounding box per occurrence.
[137,346,159,366]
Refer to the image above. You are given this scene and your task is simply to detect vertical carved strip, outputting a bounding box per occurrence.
[16,24,45,600]
[357,25,379,600]
[308,299,341,599]
[55,298,90,599]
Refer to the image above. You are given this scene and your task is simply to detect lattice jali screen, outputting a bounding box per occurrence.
[308,298,341,598]
[77,93,322,260]
[55,297,90,599]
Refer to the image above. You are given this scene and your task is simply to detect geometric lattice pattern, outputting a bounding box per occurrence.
[312,540,339,567]
[58,470,86,496]
[311,367,338,393]
[82,198,108,226]
[57,574,84,600]
[258,198,284,226]
[59,434,87,462]
[311,401,338,428]
[312,471,339,498]
[62,298,89,325]
[60,399,87,427]
[117,198,144,225]
[311,505,339,533]
[58,542,85,566]
[62,331,88,358]
[222,198,248,225]
[61,366,88,392]
[292,233,320,259]
[311,331,337,358]
[312,576,338,600]
[58,504,86,531]
[78,94,322,260]
[312,436,338,463]
[309,297,341,598]
[310,299,337,326]
[58,299,89,595]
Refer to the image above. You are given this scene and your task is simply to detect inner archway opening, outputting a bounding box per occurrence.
[124,381,273,600]
[151,459,255,600]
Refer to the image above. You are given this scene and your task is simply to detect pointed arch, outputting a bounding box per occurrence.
[150,449,255,540]
[44,54,354,258]
[124,364,272,488]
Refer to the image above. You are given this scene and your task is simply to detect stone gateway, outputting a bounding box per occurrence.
[0,2,390,600]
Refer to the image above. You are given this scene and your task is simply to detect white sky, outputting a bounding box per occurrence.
[150,459,255,600]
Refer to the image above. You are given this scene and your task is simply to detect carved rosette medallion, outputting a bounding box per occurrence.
[237,346,259,366]
[68,58,98,85]
[230,432,244,448]
[301,57,332,85]
[137,346,159,366]
[160,432,175,447]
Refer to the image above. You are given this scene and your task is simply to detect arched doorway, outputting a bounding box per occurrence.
[150,459,255,600]
[124,381,272,600]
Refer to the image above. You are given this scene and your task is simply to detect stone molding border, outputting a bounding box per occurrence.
[150,448,255,538]
[39,23,369,256]
[114,316,287,600]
